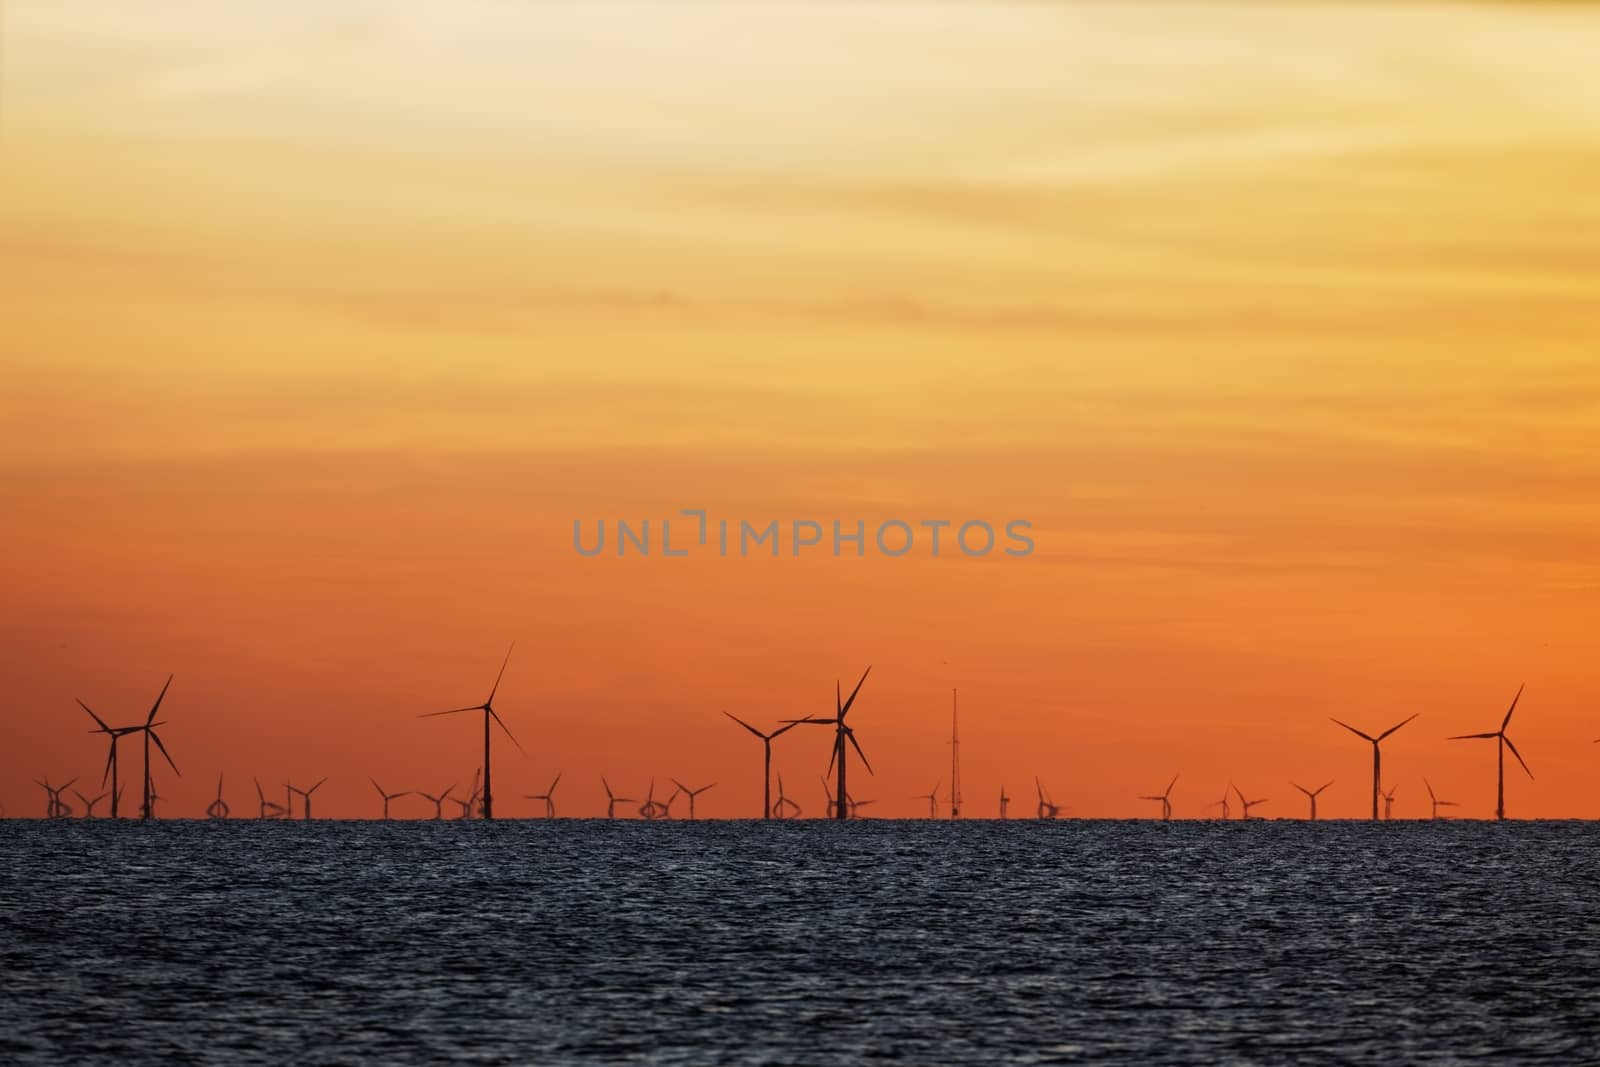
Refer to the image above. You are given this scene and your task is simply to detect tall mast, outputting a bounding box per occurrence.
[950,688,961,819]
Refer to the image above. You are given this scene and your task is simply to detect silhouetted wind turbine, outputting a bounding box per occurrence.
[638,778,670,820]
[1292,780,1333,820]
[289,778,328,820]
[1034,777,1062,819]
[78,698,140,818]
[671,779,714,820]
[601,777,633,819]
[772,773,802,818]
[369,777,411,819]
[74,788,109,818]
[1233,784,1269,819]
[1139,774,1179,820]
[723,713,803,819]
[421,644,524,820]
[451,769,482,819]
[1449,685,1532,821]
[415,783,455,820]
[1330,713,1417,821]
[847,793,874,817]
[525,773,562,817]
[254,778,288,819]
[999,785,1010,819]
[786,667,872,821]
[1423,778,1458,820]
[1381,783,1398,821]
[1208,783,1233,820]
[122,675,180,819]
[914,779,941,819]
[35,777,77,818]
[207,775,230,819]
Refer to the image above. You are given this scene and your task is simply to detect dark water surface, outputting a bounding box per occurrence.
[2,821,1598,1064]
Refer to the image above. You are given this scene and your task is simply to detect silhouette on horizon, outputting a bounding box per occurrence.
[1424,777,1458,820]
[671,779,714,820]
[421,644,523,821]
[1331,713,1417,821]
[1450,685,1532,821]
[369,777,412,819]
[724,712,802,819]
[1233,784,1269,819]
[600,777,633,819]
[1292,780,1334,821]
[526,773,562,818]
[785,667,873,821]
[1139,774,1179,820]
[207,774,230,819]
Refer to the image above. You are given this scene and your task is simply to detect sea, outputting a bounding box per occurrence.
[2,820,1597,1064]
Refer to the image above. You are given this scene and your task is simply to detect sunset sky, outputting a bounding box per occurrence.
[4,2,1598,820]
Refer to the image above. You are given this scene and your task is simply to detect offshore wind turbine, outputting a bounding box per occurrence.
[526,773,562,817]
[999,785,1010,819]
[671,779,714,820]
[1423,778,1458,820]
[601,777,633,819]
[35,777,77,818]
[254,778,288,819]
[369,777,412,819]
[1330,713,1418,821]
[207,775,230,819]
[1380,783,1398,820]
[949,688,962,818]
[1034,778,1062,820]
[1139,774,1179,820]
[1208,783,1233,820]
[914,779,941,819]
[112,675,181,819]
[415,783,455,820]
[289,778,328,820]
[1449,685,1532,821]
[77,698,140,818]
[1292,780,1333,820]
[451,769,482,819]
[785,666,873,821]
[771,773,802,818]
[1233,784,1269,819]
[638,778,670,820]
[847,793,874,818]
[421,644,524,821]
[723,713,803,820]
[74,789,109,818]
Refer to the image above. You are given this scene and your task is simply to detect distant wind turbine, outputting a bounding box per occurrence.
[638,778,670,820]
[785,667,873,821]
[771,773,802,818]
[1292,780,1333,820]
[254,778,288,819]
[999,785,1010,819]
[1330,713,1418,820]
[451,769,482,819]
[671,779,714,820]
[123,675,180,819]
[525,773,562,817]
[1034,777,1062,820]
[35,777,77,818]
[1449,685,1532,821]
[1381,783,1398,821]
[289,778,328,820]
[415,783,455,820]
[723,713,803,820]
[369,777,411,819]
[1207,783,1233,820]
[421,644,524,820]
[914,779,941,819]
[601,777,633,819]
[207,775,230,819]
[1139,774,1179,820]
[77,698,140,818]
[1232,783,1269,819]
[1423,778,1458,820]
[73,788,109,818]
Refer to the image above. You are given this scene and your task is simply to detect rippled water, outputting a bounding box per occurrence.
[2,821,1597,1064]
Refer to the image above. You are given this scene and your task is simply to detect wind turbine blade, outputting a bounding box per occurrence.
[1424,778,1436,801]
[77,699,112,733]
[310,777,328,793]
[769,719,806,738]
[100,744,115,789]
[1232,783,1246,803]
[1319,781,1334,794]
[847,731,874,775]
[838,666,872,719]
[1449,732,1499,740]
[549,773,561,794]
[145,674,174,725]
[1293,784,1310,796]
[672,779,690,793]
[488,707,525,752]
[1329,718,1376,743]
[723,711,765,738]
[370,777,384,797]
[1165,773,1179,796]
[421,706,481,718]
[1378,713,1419,741]
[1501,684,1525,730]
[602,776,616,800]
[149,730,180,775]
[1503,735,1533,779]
[486,642,516,705]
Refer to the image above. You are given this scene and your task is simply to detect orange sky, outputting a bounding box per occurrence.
[4,2,1599,820]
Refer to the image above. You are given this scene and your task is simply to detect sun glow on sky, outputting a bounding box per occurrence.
[4,2,1599,819]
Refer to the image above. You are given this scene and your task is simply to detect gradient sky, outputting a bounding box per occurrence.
[4,2,1599,819]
